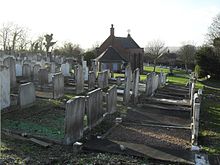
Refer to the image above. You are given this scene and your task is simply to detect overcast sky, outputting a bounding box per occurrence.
[0,0,219,49]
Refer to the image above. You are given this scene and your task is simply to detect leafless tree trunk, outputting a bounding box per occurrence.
[145,40,167,72]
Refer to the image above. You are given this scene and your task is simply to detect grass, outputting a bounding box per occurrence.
[1,100,65,140]
[199,92,220,154]
[142,65,220,154]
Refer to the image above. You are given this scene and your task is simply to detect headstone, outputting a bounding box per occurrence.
[64,97,85,145]
[33,64,41,81]
[91,60,97,77]
[18,82,36,108]
[53,73,64,99]
[97,70,108,89]
[3,57,16,87]
[192,93,201,145]
[123,65,132,104]
[87,88,103,129]
[106,85,117,114]
[190,78,195,105]
[38,68,49,85]
[116,77,121,86]
[82,61,89,81]
[22,64,31,80]
[76,65,84,94]
[88,71,96,90]
[151,72,157,93]
[15,63,22,76]
[61,62,70,76]
[132,68,140,104]
[40,59,46,68]
[0,66,10,109]
[51,62,56,73]
[145,73,153,96]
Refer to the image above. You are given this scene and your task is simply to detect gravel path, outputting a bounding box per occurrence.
[107,124,191,151]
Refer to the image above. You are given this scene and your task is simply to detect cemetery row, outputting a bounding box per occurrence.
[0,54,167,145]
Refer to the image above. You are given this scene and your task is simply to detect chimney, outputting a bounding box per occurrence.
[127,29,131,37]
[110,24,114,36]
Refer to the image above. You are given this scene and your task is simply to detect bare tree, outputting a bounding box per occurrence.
[178,44,196,73]
[0,23,12,51]
[207,13,220,44]
[145,40,167,72]
[44,33,56,57]
[0,23,29,53]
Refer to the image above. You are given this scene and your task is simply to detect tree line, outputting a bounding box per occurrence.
[144,12,220,79]
[1,12,220,79]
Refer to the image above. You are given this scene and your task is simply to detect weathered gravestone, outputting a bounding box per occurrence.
[64,96,85,145]
[132,68,140,104]
[116,77,122,86]
[38,69,49,85]
[53,72,64,99]
[151,72,158,94]
[61,62,70,76]
[97,70,108,89]
[50,62,56,73]
[87,88,103,129]
[22,64,31,80]
[106,85,117,114]
[192,92,201,145]
[91,60,97,77]
[145,72,153,96]
[75,65,84,94]
[88,71,96,90]
[33,64,41,80]
[15,63,22,76]
[123,65,132,104]
[0,66,10,109]
[82,61,89,81]
[3,57,16,87]
[18,82,36,108]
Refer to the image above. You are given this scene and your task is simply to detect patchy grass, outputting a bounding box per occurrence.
[199,87,220,154]
[1,100,65,140]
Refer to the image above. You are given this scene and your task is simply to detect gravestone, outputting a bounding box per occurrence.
[132,68,140,104]
[97,70,108,89]
[145,73,153,96]
[22,64,31,80]
[0,66,10,109]
[82,61,89,81]
[116,77,121,86]
[76,65,84,94]
[151,72,158,93]
[53,72,64,99]
[91,60,97,77]
[88,71,96,90]
[61,62,70,76]
[18,82,36,108]
[33,64,41,80]
[64,97,85,145]
[192,93,201,145]
[106,85,117,114]
[38,68,49,85]
[40,59,46,68]
[123,65,132,104]
[15,63,22,76]
[51,62,56,73]
[3,57,16,87]
[87,88,103,129]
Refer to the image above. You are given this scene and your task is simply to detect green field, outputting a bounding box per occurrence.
[114,66,203,88]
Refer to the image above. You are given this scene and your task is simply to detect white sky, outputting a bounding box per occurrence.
[0,0,219,49]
